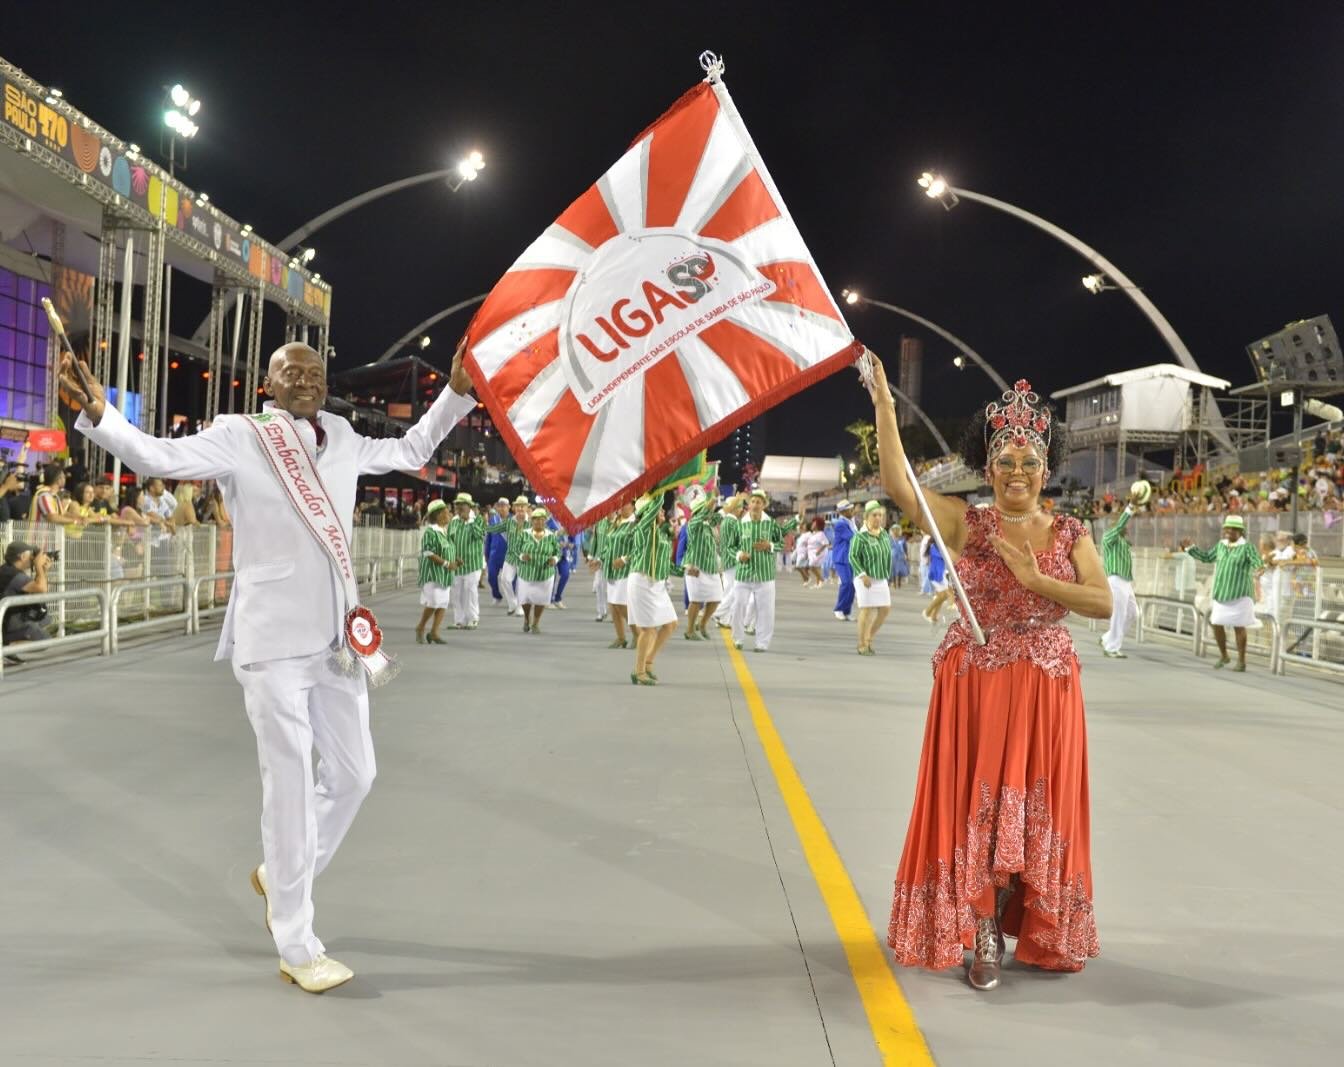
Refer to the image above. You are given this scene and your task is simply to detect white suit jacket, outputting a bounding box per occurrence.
[77,390,477,666]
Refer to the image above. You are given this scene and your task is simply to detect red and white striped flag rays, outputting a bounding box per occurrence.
[464,60,862,529]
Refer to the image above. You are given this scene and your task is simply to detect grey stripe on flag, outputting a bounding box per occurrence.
[690,156,753,234]
[565,404,611,518]
[509,361,566,444]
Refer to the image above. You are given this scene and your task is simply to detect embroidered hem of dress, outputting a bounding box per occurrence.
[887,777,1100,971]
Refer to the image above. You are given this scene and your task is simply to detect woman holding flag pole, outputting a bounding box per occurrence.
[864,352,1112,991]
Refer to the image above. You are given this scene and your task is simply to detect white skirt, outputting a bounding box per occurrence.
[606,577,630,606]
[628,572,677,628]
[685,569,723,603]
[419,584,452,609]
[853,576,891,608]
[517,577,554,606]
[1209,596,1256,627]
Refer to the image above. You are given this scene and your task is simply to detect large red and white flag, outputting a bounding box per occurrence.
[464,60,862,529]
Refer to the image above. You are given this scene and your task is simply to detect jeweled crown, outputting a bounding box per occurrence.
[984,379,1052,462]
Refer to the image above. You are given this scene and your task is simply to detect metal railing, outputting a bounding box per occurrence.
[0,521,422,678]
[0,587,110,678]
[108,578,192,654]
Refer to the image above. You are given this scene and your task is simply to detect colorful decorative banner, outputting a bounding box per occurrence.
[1,70,327,316]
[463,68,861,530]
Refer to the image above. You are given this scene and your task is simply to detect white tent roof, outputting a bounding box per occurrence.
[1050,362,1230,399]
[758,455,839,495]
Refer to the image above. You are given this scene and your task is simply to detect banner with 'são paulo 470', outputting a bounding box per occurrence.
[464,66,862,530]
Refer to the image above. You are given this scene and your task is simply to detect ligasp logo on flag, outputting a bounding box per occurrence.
[465,62,862,529]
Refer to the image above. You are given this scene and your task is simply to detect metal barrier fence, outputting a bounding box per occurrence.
[1115,544,1342,675]
[1095,512,1343,561]
[0,520,424,675]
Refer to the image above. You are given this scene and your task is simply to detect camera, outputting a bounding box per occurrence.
[44,549,60,563]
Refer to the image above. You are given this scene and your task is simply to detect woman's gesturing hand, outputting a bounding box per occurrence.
[989,533,1041,590]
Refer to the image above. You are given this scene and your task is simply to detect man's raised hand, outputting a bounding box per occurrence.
[59,353,107,425]
[448,336,474,397]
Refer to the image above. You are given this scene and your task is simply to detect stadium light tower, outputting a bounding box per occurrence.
[156,83,201,434]
[917,169,1232,450]
[841,288,1009,392]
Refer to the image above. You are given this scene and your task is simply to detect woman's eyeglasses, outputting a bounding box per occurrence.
[993,457,1044,475]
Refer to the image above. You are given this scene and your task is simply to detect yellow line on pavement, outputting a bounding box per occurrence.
[721,631,935,1066]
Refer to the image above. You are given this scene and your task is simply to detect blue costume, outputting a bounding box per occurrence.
[891,535,909,579]
[927,539,947,587]
[831,512,856,618]
[547,517,572,603]
[485,510,509,603]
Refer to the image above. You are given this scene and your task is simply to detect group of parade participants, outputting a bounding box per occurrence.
[424,481,926,683]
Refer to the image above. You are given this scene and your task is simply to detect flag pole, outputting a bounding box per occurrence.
[857,350,986,645]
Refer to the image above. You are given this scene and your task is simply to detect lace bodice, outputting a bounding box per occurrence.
[932,507,1089,680]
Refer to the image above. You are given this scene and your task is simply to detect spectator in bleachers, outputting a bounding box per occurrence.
[0,541,53,650]
[0,467,28,523]
[141,477,176,534]
[200,485,231,525]
[29,463,81,533]
[88,479,115,516]
[64,482,111,539]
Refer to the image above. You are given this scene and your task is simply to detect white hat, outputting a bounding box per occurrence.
[837,498,853,511]
[684,485,707,509]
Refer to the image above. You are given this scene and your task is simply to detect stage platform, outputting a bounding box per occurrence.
[2,576,1339,1066]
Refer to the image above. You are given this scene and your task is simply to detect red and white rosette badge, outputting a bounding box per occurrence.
[243,411,401,686]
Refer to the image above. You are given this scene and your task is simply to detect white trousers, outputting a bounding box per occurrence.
[453,569,482,625]
[499,561,519,613]
[732,579,774,649]
[592,567,607,616]
[1104,574,1138,653]
[233,651,374,966]
[712,571,736,622]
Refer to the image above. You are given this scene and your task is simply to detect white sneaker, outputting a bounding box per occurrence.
[279,954,354,994]
[552,601,567,610]
[833,611,846,621]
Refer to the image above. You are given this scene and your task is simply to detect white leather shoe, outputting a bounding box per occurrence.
[279,954,354,994]
[250,864,272,934]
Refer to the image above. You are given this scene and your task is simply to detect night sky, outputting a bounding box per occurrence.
[14,3,1344,460]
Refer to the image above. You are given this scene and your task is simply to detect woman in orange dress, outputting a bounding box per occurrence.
[866,358,1113,990]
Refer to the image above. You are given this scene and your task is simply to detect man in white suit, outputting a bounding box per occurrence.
[60,340,476,993]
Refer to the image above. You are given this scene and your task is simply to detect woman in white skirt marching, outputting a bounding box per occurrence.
[626,494,682,685]
[516,507,561,634]
[603,500,637,648]
[1181,515,1265,671]
[850,500,894,655]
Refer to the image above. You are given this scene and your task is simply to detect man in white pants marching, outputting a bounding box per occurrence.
[1100,492,1141,658]
[446,492,485,630]
[61,339,476,993]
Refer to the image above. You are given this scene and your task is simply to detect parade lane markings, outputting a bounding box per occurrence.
[719,630,935,1067]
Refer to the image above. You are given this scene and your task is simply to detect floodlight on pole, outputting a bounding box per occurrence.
[911,168,1232,437]
[419,336,432,350]
[454,150,486,185]
[840,288,1009,392]
[300,247,316,264]
[170,84,189,108]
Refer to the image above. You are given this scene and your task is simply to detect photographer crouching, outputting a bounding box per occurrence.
[0,541,55,660]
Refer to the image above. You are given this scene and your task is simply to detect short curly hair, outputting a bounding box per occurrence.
[960,402,1069,474]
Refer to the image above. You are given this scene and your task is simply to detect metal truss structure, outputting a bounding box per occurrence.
[0,55,330,451]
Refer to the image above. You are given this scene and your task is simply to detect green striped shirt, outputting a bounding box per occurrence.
[419,525,456,587]
[584,519,606,562]
[1185,537,1263,602]
[516,530,560,582]
[444,512,486,573]
[629,500,683,581]
[504,515,529,566]
[733,516,785,583]
[718,513,741,568]
[1100,506,1134,581]
[605,518,636,580]
[850,527,893,580]
[683,505,722,573]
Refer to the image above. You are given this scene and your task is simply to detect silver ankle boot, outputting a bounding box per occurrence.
[967,916,1006,990]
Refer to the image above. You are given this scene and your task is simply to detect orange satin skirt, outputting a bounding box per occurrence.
[887,650,1100,971]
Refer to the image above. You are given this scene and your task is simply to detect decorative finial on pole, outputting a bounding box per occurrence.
[699,51,725,83]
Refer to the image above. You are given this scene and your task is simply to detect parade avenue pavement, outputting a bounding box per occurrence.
[2,577,1340,1066]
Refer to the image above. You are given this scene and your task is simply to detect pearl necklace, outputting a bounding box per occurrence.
[995,508,1039,525]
